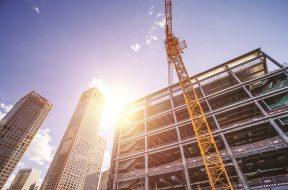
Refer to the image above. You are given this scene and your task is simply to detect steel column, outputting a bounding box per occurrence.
[113,122,122,190]
[261,51,284,68]
[169,88,192,190]
[144,99,149,190]
[196,78,249,190]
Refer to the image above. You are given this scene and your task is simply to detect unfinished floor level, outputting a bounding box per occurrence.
[109,48,288,190]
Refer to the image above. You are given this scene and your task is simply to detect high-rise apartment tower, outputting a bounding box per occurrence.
[9,168,40,190]
[41,88,106,190]
[99,169,110,190]
[108,49,288,190]
[0,91,52,189]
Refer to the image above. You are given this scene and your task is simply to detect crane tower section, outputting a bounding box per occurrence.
[164,0,233,189]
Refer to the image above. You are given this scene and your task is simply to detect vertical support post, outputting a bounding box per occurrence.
[261,51,284,69]
[113,115,123,190]
[196,78,249,190]
[144,99,149,190]
[261,100,271,111]
[225,65,288,143]
[169,88,192,190]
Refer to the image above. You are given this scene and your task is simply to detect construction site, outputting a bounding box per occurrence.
[108,0,288,189]
[109,48,288,190]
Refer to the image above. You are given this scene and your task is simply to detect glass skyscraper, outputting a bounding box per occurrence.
[0,91,52,189]
[41,88,106,190]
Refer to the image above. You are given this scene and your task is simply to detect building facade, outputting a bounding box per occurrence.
[109,49,288,190]
[0,91,52,189]
[9,168,40,190]
[40,88,106,190]
[99,169,110,190]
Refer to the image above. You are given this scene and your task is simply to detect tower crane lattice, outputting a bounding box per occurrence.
[164,0,234,189]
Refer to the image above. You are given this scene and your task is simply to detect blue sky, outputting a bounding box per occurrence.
[1,0,288,188]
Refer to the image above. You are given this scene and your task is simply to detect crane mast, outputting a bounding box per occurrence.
[164,0,233,189]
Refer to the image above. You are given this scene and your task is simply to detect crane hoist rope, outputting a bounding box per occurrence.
[164,0,234,189]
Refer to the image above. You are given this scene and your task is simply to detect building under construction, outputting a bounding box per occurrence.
[108,48,288,190]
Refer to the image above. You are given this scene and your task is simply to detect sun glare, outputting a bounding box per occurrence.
[89,78,135,139]
[98,88,134,140]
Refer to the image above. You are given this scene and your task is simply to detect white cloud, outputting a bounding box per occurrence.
[146,38,151,45]
[37,178,43,187]
[143,12,165,49]
[3,173,16,189]
[3,160,26,189]
[38,178,43,183]
[0,111,6,120]
[155,17,165,29]
[89,78,110,95]
[130,43,141,52]
[101,150,112,172]
[150,35,158,41]
[145,34,158,46]
[16,162,25,168]
[0,103,13,120]
[33,7,40,14]
[0,103,13,112]
[26,128,55,165]
[148,6,154,16]
[157,12,164,17]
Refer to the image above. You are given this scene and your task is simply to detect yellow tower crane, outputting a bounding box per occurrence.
[164,0,234,189]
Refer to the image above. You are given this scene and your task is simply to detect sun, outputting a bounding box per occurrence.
[89,78,135,137]
[98,88,134,139]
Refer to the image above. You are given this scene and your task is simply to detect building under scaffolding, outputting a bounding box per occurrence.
[108,48,288,190]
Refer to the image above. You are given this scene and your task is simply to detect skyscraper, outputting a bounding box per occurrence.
[9,168,40,190]
[98,169,110,190]
[0,91,52,189]
[41,88,106,190]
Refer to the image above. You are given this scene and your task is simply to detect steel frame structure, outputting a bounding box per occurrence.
[108,48,288,190]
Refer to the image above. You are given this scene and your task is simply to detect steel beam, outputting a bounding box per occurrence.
[225,65,288,143]
[119,86,288,145]
[117,111,288,161]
